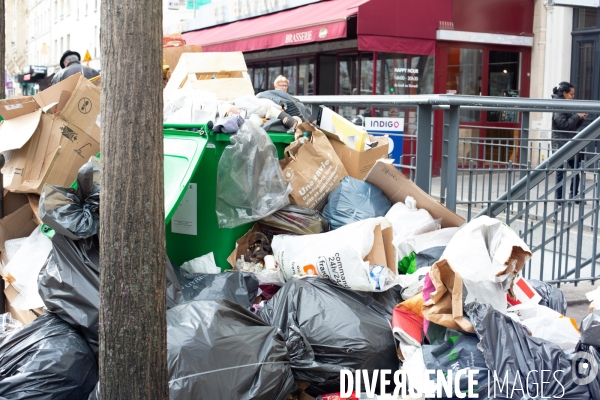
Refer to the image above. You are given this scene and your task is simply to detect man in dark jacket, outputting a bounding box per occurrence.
[51,50,99,86]
[551,81,588,202]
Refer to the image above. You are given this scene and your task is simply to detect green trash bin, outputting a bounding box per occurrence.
[164,123,294,270]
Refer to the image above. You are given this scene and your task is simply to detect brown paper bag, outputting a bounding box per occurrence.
[280,125,348,209]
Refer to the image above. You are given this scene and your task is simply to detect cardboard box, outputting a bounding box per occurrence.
[163,45,202,79]
[0,74,100,194]
[0,203,45,325]
[365,160,465,228]
[326,132,389,180]
[164,52,254,101]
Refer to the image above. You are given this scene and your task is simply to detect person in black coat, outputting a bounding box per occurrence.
[551,81,588,202]
[51,50,100,86]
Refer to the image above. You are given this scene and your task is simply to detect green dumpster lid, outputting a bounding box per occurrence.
[164,130,208,223]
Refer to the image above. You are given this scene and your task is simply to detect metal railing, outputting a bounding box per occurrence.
[297,94,600,285]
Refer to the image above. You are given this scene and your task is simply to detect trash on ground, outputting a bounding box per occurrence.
[423,216,532,333]
[39,157,100,240]
[322,176,391,230]
[272,217,396,292]
[511,304,580,352]
[216,120,291,228]
[163,88,218,124]
[528,278,568,315]
[0,313,22,339]
[0,314,98,399]
[580,311,600,348]
[586,286,600,312]
[180,252,221,274]
[259,204,330,236]
[385,197,440,246]
[317,106,370,152]
[392,293,424,348]
[395,227,459,275]
[280,125,348,209]
[167,299,294,400]
[258,277,401,396]
[177,270,259,308]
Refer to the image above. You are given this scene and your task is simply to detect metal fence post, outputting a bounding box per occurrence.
[416,104,433,194]
[446,106,460,212]
[440,109,450,205]
[0,153,5,314]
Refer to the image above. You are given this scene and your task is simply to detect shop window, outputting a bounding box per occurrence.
[487,50,520,122]
[253,63,267,93]
[447,48,482,122]
[268,62,281,90]
[282,60,296,95]
[298,58,314,95]
[338,55,358,118]
[577,8,598,29]
[377,53,434,96]
[578,42,595,100]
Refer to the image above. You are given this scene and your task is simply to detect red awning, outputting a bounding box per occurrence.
[183,0,365,53]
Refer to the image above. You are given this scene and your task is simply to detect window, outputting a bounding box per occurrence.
[282,60,297,95]
[578,42,595,100]
[377,53,434,96]
[447,48,483,121]
[298,58,314,95]
[54,39,57,59]
[338,55,358,118]
[60,37,63,56]
[253,63,267,93]
[268,62,281,90]
[577,8,597,29]
[67,34,70,51]
[487,50,521,122]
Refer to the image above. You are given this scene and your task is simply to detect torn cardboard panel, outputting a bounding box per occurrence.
[5,282,45,326]
[326,131,389,180]
[0,108,43,153]
[27,194,42,225]
[365,160,465,228]
[164,52,254,101]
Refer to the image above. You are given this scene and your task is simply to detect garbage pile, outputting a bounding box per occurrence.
[1,54,599,400]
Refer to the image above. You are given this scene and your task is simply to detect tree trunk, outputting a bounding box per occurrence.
[0,0,5,100]
[99,1,167,399]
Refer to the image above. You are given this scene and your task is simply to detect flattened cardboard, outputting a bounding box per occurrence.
[164,52,254,101]
[163,45,202,79]
[364,224,396,272]
[326,131,389,180]
[0,97,40,120]
[365,160,465,228]
[0,108,42,153]
[5,282,44,326]
[4,192,30,216]
[27,194,42,225]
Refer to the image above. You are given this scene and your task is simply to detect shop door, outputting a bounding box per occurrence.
[434,43,530,172]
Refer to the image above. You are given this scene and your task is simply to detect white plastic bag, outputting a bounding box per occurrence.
[385,199,439,245]
[272,217,396,292]
[4,228,53,310]
[234,95,280,118]
[513,304,580,352]
[164,88,218,124]
[180,252,220,275]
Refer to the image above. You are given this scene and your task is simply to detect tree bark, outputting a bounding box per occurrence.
[0,0,5,100]
[99,1,167,399]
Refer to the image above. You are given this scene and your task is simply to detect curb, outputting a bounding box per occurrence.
[567,299,590,307]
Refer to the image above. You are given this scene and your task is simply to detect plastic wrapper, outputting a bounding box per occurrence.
[385,200,439,244]
[258,277,402,396]
[272,217,397,292]
[322,177,391,230]
[164,88,218,124]
[259,204,330,235]
[177,271,259,308]
[234,94,280,118]
[4,227,52,310]
[0,313,22,339]
[528,278,568,315]
[167,299,294,400]
[216,120,292,228]
[0,314,98,399]
[38,233,183,357]
[580,311,600,348]
[395,227,460,274]
[422,334,489,396]
[256,90,313,122]
[465,302,591,399]
[39,157,100,240]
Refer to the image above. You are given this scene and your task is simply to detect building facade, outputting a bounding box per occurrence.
[4,0,101,96]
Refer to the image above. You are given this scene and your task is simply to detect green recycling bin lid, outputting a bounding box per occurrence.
[164,129,208,224]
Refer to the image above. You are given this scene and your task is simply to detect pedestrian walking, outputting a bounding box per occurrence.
[552,81,588,203]
[51,50,100,86]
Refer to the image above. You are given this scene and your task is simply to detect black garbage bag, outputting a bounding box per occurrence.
[464,302,590,400]
[322,177,392,230]
[528,279,568,315]
[0,314,98,399]
[256,90,313,122]
[39,157,100,240]
[422,333,489,397]
[87,382,100,400]
[258,277,401,396]
[574,342,600,399]
[177,270,259,308]
[580,311,600,349]
[167,299,294,400]
[38,233,184,357]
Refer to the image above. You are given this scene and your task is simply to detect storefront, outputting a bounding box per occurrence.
[183,0,534,173]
